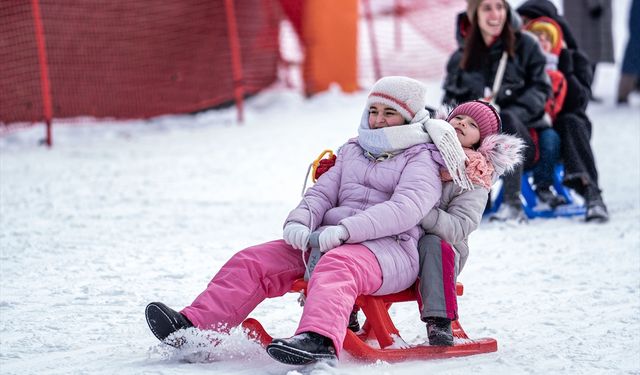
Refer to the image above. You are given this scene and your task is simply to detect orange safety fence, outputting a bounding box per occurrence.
[0,0,283,140]
[1,0,463,143]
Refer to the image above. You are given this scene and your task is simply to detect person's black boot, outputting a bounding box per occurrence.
[535,186,567,209]
[585,185,609,223]
[490,166,528,223]
[266,331,337,365]
[489,199,528,223]
[145,302,194,347]
[426,317,454,346]
[347,308,360,332]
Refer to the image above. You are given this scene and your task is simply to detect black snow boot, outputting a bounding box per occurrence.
[266,331,337,365]
[585,185,609,223]
[426,317,454,346]
[145,302,193,347]
[535,186,567,209]
[490,166,528,223]
[347,307,360,332]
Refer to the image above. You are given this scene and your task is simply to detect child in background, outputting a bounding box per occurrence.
[525,17,568,208]
[418,101,523,345]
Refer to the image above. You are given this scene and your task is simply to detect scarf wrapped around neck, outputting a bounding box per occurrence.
[441,148,494,189]
[544,51,559,71]
[357,110,473,190]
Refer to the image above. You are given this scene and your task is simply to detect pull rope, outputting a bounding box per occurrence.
[297,149,334,306]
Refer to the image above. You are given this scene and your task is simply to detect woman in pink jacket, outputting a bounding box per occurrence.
[145,76,447,365]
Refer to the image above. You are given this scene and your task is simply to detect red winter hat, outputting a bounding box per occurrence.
[446,100,501,142]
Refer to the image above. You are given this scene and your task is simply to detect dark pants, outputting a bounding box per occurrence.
[500,110,537,169]
[500,110,537,202]
[554,112,600,195]
[532,127,562,188]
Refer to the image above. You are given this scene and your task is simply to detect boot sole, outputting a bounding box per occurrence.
[266,342,336,365]
[145,303,182,347]
[428,336,454,346]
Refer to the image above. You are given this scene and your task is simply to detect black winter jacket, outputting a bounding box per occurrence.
[443,13,551,128]
[516,0,592,116]
[443,13,551,127]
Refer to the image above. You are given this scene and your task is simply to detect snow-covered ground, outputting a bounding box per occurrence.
[1,1,639,374]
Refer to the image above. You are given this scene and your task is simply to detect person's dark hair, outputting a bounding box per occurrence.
[460,2,516,70]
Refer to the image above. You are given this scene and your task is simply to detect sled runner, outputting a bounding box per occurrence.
[241,279,497,362]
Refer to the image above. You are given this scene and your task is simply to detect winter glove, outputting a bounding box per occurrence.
[318,225,349,253]
[283,222,311,251]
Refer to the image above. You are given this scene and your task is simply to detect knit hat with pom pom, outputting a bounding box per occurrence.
[446,100,501,142]
[366,76,428,123]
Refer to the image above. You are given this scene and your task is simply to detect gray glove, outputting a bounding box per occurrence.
[318,225,349,252]
[283,222,311,251]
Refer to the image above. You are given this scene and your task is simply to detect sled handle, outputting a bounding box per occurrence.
[311,149,335,182]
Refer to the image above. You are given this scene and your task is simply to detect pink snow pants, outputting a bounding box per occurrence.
[180,239,382,357]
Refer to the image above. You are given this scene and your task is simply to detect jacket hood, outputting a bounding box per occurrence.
[432,106,524,178]
[516,0,578,49]
[524,16,564,56]
[477,133,525,177]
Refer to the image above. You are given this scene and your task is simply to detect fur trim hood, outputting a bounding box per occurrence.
[477,133,525,178]
[433,105,524,180]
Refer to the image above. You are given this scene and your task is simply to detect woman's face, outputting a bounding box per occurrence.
[476,0,507,43]
[368,104,406,129]
[449,114,481,148]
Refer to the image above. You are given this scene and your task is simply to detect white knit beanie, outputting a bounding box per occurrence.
[366,76,428,123]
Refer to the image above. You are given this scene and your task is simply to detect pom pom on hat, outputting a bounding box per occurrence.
[366,76,428,122]
[446,100,501,142]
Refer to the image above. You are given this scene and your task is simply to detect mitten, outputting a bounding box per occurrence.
[318,225,349,252]
[283,222,311,251]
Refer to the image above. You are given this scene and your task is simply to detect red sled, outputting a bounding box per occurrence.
[241,279,497,362]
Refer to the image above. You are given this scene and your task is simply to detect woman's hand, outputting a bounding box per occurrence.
[318,225,349,252]
[283,222,311,250]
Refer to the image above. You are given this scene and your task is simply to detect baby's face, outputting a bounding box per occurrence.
[368,104,406,129]
[449,114,481,148]
[535,32,553,53]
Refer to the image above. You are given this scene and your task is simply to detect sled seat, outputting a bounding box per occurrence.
[242,279,497,362]
[487,164,586,219]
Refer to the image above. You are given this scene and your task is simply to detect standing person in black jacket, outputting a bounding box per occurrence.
[517,0,609,222]
[443,0,551,223]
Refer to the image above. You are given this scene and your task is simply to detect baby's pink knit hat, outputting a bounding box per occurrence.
[446,100,501,142]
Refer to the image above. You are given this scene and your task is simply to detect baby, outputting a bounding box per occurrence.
[524,17,568,208]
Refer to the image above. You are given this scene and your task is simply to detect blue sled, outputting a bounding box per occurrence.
[486,164,587,219]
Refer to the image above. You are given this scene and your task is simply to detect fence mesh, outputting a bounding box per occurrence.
[0,0,282,127]
[0,0,463,133]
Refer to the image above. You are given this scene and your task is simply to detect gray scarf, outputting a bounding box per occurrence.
[357,110,473,190]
